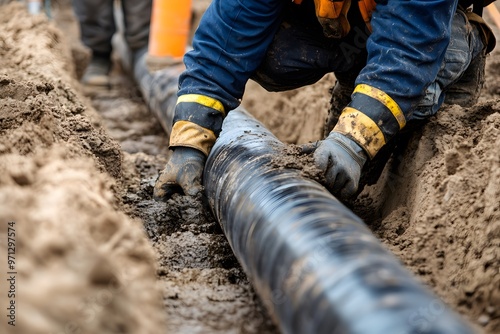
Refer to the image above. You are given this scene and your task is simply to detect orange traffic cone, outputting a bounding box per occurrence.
[148,0,192,63]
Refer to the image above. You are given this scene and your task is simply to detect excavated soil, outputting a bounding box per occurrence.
[1,1,499,333]
[0,3,165,334]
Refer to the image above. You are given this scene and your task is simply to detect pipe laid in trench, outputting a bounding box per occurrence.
[203,109,474,334]
[122,48,474,333]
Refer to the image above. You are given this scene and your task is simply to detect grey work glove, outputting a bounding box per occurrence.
[153,147,206,201]
[313,132,368,199]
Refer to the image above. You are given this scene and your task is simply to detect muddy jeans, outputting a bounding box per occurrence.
[413,9,485,119]
[253,5,485,122]
[72,0,152,57]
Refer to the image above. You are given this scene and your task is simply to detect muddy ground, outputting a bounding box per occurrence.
[0,1,499,333]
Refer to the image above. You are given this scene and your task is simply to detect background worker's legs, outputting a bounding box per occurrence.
[120,0,152,53]
[72,0,115,58]
[73,0,115,86]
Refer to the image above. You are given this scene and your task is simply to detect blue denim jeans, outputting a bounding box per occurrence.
[253,4,485,122]
[410,10,484,120]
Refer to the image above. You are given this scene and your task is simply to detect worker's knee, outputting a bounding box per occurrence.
[251,17,352,92]
[252,65,327,92]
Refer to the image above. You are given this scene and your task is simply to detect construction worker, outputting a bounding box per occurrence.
[153,0,496,201]
[72,0,152,87]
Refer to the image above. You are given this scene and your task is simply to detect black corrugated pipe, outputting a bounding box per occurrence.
[132,51,182,136]
[114,35,474,333]
[204,109,474,334]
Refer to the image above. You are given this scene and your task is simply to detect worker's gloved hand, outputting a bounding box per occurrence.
[313,132,368,199]
[153,147,206,201]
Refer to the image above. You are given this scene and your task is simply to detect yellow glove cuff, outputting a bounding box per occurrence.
[169,120,217,156]
[333,107,386,159]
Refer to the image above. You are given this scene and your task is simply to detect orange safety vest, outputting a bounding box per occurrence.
[293,0,376,38]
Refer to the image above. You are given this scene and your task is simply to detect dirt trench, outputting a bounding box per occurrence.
[0,1,499,334]
[1,2,276,333]
[0,3,166,334]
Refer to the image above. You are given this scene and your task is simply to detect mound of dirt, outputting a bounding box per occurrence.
[354,99,500,333]
[242,75,332,144]
[0,3,165,333]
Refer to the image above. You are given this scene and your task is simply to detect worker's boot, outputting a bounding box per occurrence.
[81,55,112,88]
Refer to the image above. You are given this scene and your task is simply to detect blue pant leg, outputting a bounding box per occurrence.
[413,10,484,120]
